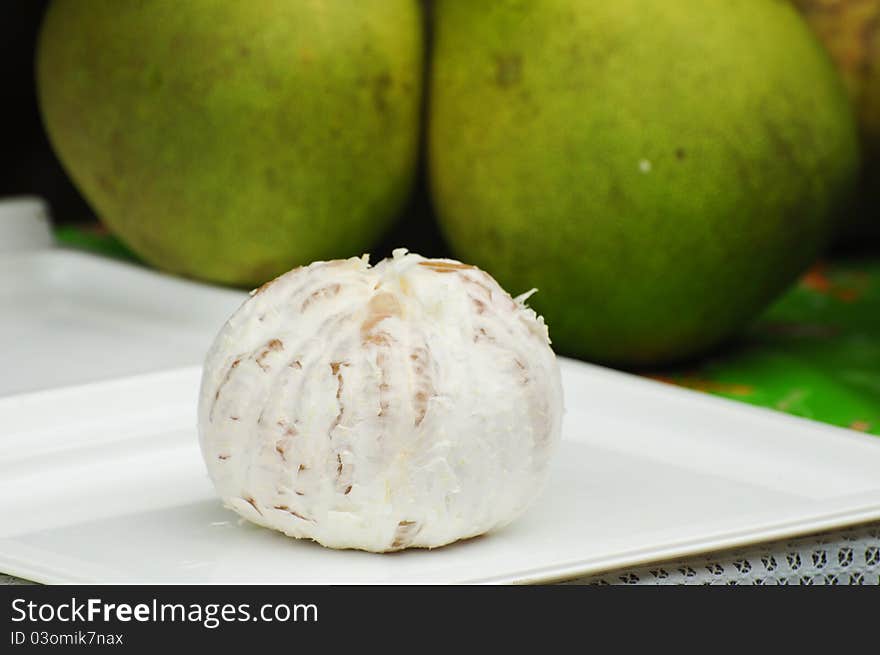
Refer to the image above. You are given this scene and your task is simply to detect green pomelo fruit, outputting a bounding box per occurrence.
[38,0,423,286]
[429,0,859,366]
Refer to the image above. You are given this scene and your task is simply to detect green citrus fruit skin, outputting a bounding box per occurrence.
[428,0,859,366]
[37,0,423,287]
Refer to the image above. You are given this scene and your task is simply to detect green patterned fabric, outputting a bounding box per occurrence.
[648,259,880,435]
[54,224,140,262]
[55,225,880,435]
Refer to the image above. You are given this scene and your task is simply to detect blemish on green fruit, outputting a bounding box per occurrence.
[494,54,523,88]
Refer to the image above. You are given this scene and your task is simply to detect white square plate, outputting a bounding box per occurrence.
[0,249,244,396]
[2,358,879,584]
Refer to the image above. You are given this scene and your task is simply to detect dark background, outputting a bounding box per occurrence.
[2,1,96,225]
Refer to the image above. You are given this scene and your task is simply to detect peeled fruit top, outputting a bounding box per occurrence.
[197,250,563,552]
